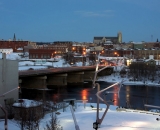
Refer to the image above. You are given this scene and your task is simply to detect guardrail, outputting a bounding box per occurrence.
[116,107,160,116]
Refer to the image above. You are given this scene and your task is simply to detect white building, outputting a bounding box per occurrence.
[0,48,13,54]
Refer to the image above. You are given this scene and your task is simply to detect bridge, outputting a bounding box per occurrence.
[18,66,113,89]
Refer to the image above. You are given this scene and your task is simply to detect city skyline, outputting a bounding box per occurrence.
[0,0,160,42]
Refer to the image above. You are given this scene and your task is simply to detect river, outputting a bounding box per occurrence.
[22,81,160,110]
[49,81,160,111]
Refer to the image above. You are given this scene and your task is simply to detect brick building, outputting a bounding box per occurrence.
[29,49,56,59]
[44,45,67,55]
[0,40,28,52]
[53,41,73,52]
[71,44,86,55]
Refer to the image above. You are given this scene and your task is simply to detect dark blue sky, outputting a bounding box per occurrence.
[0,0,160,42]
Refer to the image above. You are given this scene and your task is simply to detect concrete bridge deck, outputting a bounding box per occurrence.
[18,66,114,89]
[19,66,109,77]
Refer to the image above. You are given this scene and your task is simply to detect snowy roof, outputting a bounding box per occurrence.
[0,52,21,60]
[12,99,42,108]
[17,48,23,50]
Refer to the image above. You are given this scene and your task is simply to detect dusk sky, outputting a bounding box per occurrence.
[0,0,160,42]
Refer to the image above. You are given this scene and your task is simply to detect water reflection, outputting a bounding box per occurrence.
[22,81,160,111]
[113,93,118,106]
[125,86,131,108]
[53,94,59,103]
[81,89,88,100]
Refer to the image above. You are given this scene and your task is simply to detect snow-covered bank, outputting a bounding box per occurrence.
[1,103,160,130]
[41,103,160,130]
[98,74,160,87]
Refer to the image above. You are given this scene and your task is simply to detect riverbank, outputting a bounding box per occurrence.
[98,73,160,87]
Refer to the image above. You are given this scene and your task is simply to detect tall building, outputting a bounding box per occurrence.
[117,32,122,43]
[13,33,16,41]
[0,53,18,118]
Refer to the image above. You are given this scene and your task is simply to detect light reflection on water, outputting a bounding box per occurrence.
[52,81,160,110]
[81,89,88,100]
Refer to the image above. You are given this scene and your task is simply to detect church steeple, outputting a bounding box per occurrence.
[13,33,16,41]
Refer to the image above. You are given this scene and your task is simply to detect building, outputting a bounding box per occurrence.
[89,46,104,63]
[0,48,13,54]
[133,42,144,50]
[29,49,56,59]
[44,45,68,55]
[93,32,122,44]
[133,49,160,60]
[53,41,73,52]
[0,53,18,118]
[0,40,29,52]
[71,44,86,55]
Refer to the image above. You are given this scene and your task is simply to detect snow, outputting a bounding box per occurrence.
[0,52,21,60]
[1,52,160,129]
[1,103,160,130]
[97,63,160,86]
[12,99,42,108]
[54,103,160,130]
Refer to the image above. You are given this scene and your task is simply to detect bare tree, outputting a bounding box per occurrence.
[44,103,63,130]
[24,101,43,130]
[13,101,27,130]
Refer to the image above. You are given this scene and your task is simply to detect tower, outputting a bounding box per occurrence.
[13,33,16,41]
[117,32,122,43]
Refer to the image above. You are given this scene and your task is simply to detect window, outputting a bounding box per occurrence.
[44,54,46,58]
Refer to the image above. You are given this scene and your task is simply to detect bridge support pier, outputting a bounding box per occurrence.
[84,71,95,81]
[20,76,47,89]
[47,74,67,88]
[67,72,84,87]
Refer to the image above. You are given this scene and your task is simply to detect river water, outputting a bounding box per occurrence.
[22,81,160,110]
[50,81,160,111]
